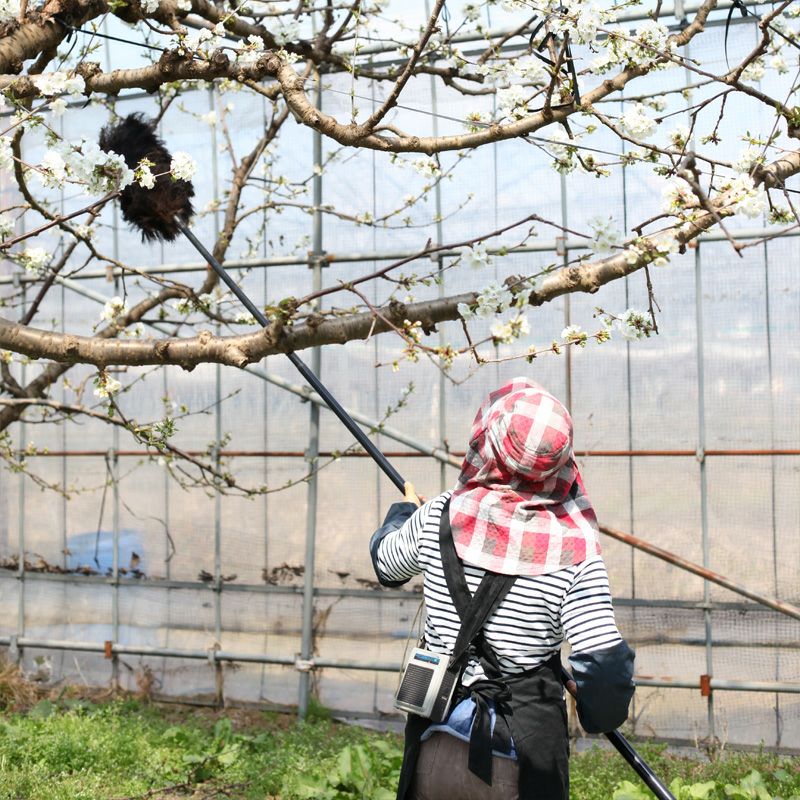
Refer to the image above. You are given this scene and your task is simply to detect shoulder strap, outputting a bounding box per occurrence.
[438,498,516,669]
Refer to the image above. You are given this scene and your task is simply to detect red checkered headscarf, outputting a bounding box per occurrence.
[449,378,600,576]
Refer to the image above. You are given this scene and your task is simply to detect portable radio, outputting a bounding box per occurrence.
[394,647,460,722]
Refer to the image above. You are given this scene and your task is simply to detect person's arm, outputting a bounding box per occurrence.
[561,556,635,734]
[369,482,426,588]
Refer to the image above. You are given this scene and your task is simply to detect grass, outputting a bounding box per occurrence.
[0,668,796,799]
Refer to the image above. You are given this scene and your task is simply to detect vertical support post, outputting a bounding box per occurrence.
[762,238,781,746]
[16,284,26,666]
[209,84,224,707]
[163,367,172,688]
[213,390,223,705]
[558,173,572,411]
[110,441,120,687]
[620,100,637,735]
[298,71,324,719]
[426,11,447,493]
[369,69,382,713]
[110,158,121,689]
[694,242,715,744]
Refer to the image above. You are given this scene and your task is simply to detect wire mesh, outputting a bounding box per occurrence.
[0,4,797,751]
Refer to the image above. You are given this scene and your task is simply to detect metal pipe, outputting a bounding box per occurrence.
[18,448,800,458]
[600,525,800,621]
[1,224,794,285]
[0,570,789,614]
[0,638,795,692]
[299,72,325,719]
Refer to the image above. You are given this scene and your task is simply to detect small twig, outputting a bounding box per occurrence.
[642,264,660,335]
[678,153,742,256]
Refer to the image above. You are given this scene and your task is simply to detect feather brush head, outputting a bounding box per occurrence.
[99,113,195,242]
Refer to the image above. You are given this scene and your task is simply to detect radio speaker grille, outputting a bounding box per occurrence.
[396,664,433,706]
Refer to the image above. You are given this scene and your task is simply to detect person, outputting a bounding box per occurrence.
[369,377,635,800]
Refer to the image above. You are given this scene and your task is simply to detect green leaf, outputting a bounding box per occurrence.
[613,780,651,800]
[337,746,353,784]
[688,781,718,799]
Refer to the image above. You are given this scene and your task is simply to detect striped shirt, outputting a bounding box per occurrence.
[375,492,623,685]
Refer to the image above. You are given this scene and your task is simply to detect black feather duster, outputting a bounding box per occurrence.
[99,113,195,242]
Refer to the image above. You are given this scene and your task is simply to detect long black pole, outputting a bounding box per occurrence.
[177,219,675,800]
[560,667,675,800]
[177,221,406,493]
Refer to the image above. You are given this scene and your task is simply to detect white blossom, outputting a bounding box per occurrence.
[497,85,529,119]
[36,150,67,188]
[661,176,695,215]
[668,124,690,148]
[0,136,13,172]
[729,174,767,219]
[615,308,654,340]
[457,302,475,320]
[732,146,764,174]
[591,19,675,74]
[170,151,197,182]
[461,242,491,270]
[462,2,480,22]
[235,311,257,325]
[587,215,621,255]
[410,157,440,178]
[508,57,547,84]
[741,59,765,82]
[197,292,216,310]
[561,323,588,346]
[174,0,191,10]
[50,97,67,117]
[140,0,159,12]
[101,296,128,322]
[49,138,134,194]
[475,281,513,318]
[464,110,489,132]
[33,72,85,98]
[200,110,217,126]
[93,374,122,398]
[559,0,615,45]
[0,214,13,240]
[123,322,145,338]
[136,162,156,189]
[651,234,679,266]
[770,54,789,74]
[17,247,50,274]
[491,314,530,344]
[545,128,578,174]
[171,298,192,315]
[620,103,657,140]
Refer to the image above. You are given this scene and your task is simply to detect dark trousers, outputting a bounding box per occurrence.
[410,733,520,800]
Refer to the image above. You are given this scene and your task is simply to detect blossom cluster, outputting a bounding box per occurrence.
[35,138,134,195]
[620,103,657,140]
[614,309,655,340]
[491,314,530,344]
[101,296,128,322]
[726,174,767,219]
[593,20,676,74]
[170,152,197,182]
[33,72,85,98]
[14,247,50,275]
[93,371,122,399]
[587,216,622,256]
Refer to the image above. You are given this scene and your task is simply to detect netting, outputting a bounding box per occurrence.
[0,4,798,751]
